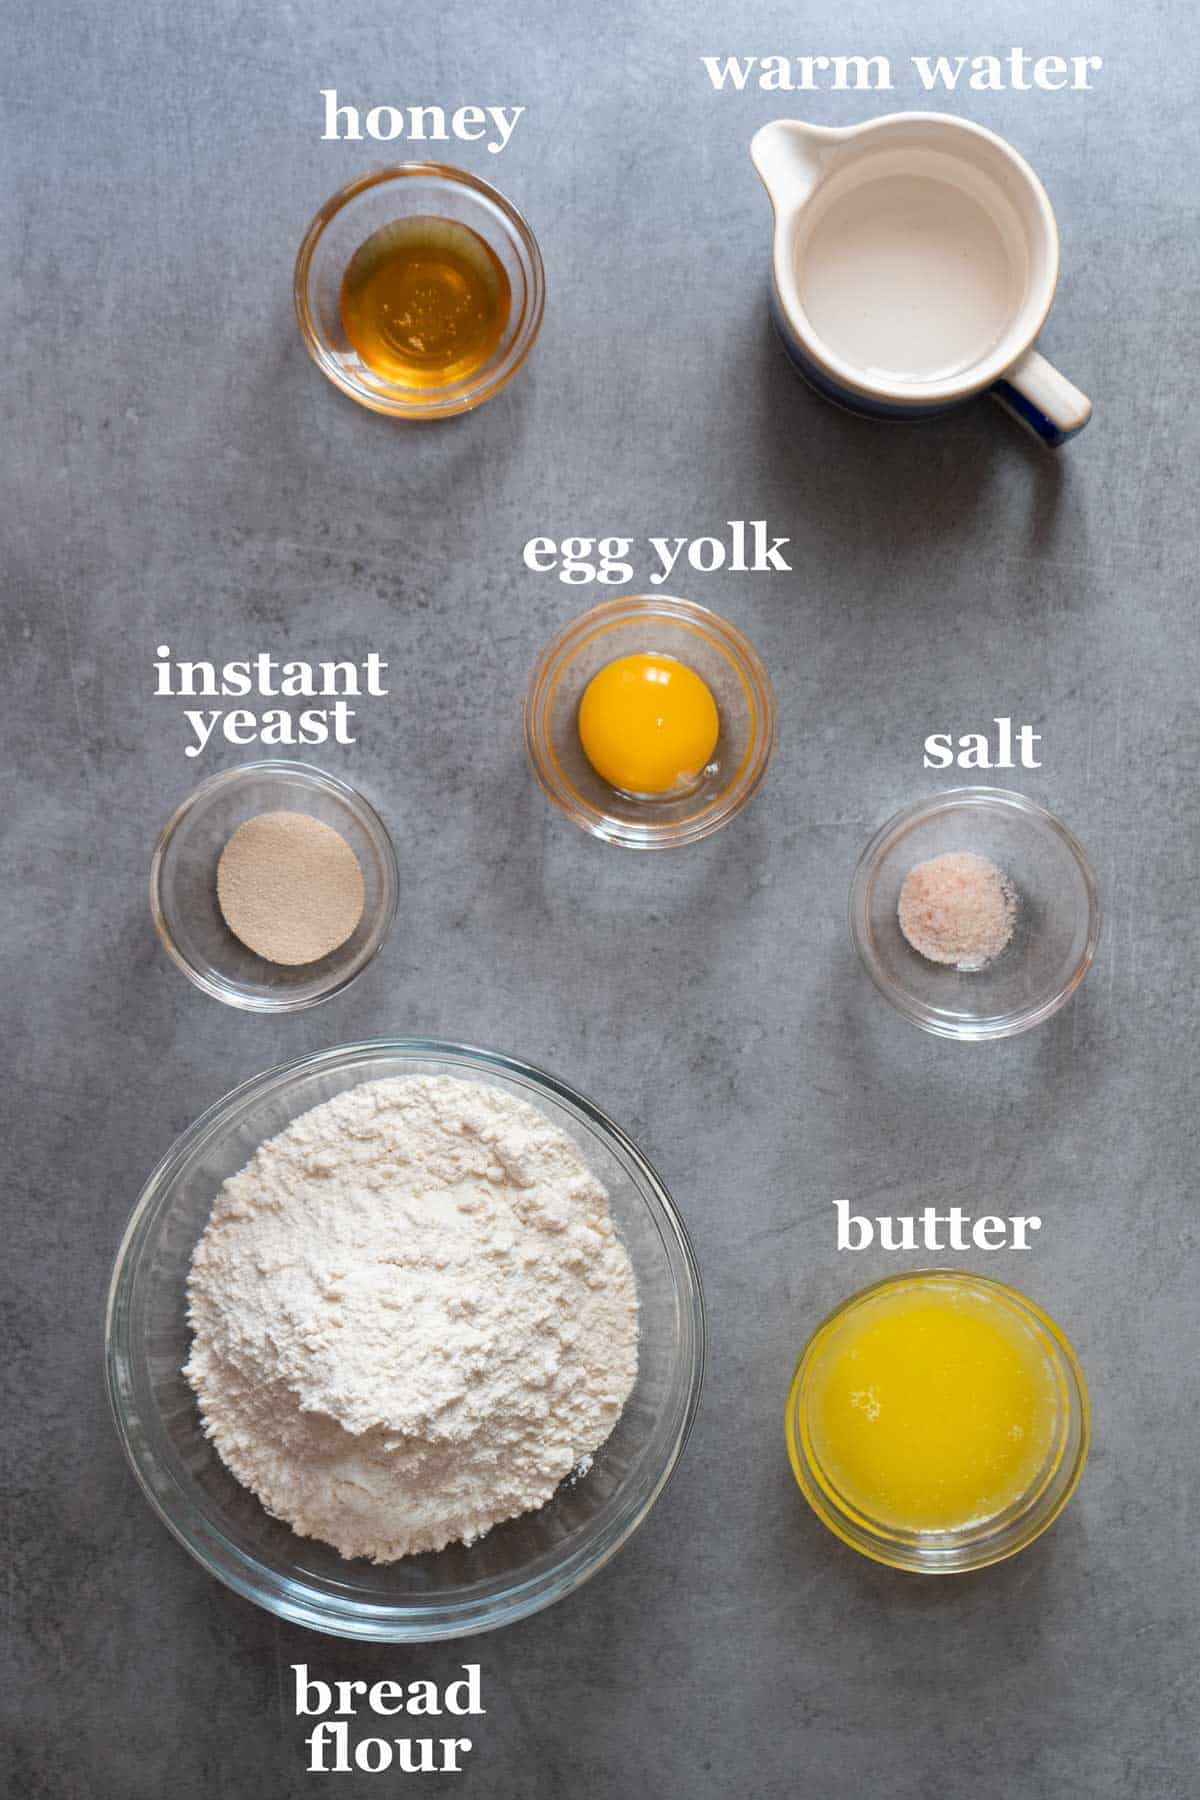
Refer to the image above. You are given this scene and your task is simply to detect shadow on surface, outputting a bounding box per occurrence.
[736,309,1070,577]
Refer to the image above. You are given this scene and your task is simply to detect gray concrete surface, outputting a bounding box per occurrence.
[4,2,1198,1796]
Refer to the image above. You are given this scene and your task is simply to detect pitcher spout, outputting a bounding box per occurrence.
[750,119,839,217]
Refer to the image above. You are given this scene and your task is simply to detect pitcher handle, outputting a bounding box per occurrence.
[990,349,1093,448]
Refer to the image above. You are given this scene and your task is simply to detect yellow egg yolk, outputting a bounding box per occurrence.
[577,653,720,797]
[803,1278,1063,1534]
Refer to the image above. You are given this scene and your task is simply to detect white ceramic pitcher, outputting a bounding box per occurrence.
[750,114,1092,446]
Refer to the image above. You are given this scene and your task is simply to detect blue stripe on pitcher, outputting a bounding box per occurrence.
[768,289,957,422]
[988,378,1083,448]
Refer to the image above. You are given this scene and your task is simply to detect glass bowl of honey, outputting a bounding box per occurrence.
[786,1271,1091,1574]
[294,164,545,419]
[524,595,776,849]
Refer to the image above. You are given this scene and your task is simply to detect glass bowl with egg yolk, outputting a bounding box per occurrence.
[786,1271,1090,1573]
[524,596,776,848]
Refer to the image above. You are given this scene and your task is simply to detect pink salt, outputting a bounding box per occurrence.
[897,851,1016,972]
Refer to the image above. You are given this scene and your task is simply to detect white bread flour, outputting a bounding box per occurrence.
[185,1075,638,1562]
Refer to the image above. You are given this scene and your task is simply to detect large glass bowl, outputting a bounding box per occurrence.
[105,1041,704,1641]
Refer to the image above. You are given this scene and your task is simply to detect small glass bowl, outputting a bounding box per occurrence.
[149,760,398,1012]
[786,1270,1091,1574]
[105,1039,705,1641]
[524,595,776,849]
[294,163,545,418]
[850,787,1100,1040]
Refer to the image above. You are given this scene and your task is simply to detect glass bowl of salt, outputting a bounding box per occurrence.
[850,786,1100,1040]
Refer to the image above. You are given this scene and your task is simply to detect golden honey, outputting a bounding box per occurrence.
[339,216,510,388]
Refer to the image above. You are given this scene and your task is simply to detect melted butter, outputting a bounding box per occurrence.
[805,1276,1063,1533]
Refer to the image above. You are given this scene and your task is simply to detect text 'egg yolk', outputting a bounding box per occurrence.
[577,653,720,797]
